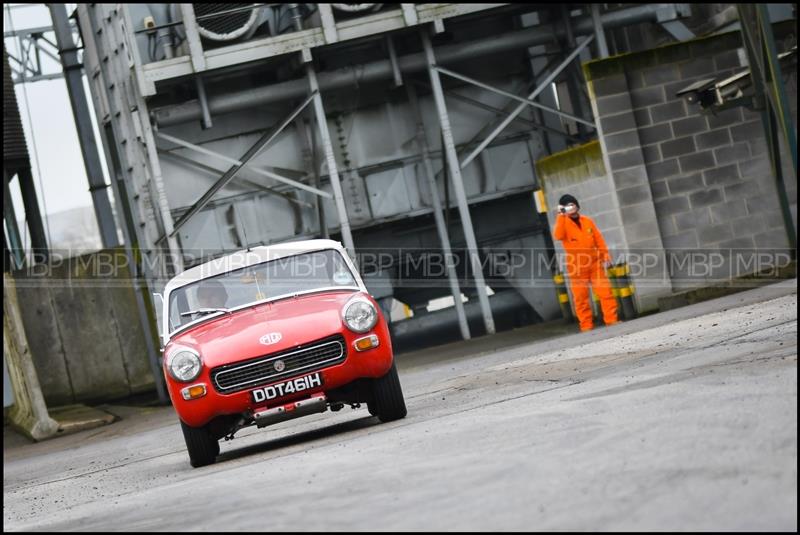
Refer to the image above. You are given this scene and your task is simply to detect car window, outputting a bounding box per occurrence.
[167,249,358,334]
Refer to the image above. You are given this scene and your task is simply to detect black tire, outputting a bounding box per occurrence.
[371,362,407,422]
[180,420,218,468]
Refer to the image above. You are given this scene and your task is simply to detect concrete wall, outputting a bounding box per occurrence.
[537,25,797,311]
[11,249,156,406]
[535,139,669,313]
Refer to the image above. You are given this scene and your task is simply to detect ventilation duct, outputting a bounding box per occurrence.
[171,4,260,42]
[331,4,383,13]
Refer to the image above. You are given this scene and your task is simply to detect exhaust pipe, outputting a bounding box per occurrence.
[252,394,328,428]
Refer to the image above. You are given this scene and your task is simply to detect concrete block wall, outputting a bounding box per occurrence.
[12,249,156,406]
[582,25,797,294]
[535,140,625,258]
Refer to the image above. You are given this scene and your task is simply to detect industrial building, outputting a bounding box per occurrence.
[3,3,797,420]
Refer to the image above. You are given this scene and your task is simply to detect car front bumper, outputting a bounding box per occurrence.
[166,327,394,428]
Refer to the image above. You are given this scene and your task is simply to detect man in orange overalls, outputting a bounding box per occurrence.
[553,194,618,331]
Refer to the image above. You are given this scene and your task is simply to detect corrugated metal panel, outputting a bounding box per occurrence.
[3,51,31,170]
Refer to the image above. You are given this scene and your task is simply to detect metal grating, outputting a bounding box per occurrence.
[211,335,346,394]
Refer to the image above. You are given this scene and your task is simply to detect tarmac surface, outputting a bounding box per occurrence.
[3,280,797,531]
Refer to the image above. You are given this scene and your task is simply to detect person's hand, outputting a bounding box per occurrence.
[556,204,566,215]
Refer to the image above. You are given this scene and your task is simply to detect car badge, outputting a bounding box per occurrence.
[273,360,286,372]
[259,332,282,345]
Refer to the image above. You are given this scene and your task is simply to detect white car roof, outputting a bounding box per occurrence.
[163,239,352,294]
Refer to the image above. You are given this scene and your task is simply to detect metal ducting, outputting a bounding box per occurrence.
[171,3,260,42]
[331,4,383,13]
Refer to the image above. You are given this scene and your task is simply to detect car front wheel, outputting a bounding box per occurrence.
[371,362,407,422]
[180,420,219,468]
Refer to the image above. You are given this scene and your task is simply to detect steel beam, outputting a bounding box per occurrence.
[459,34,595,170]
[591,4,610,58]
[306,64,356,256]
[435,65,595,129]
[158,151,314,208]
[49,3,119,249]
[155,93,326,241]
[406,83,471,341]
[15,167,48,261]
[755,4,797,177]
[415,79,580,141]
[421,28,495,336]
[77,4,168,404]
[155,132,331,200]
[560,5,589,139]
[294,116,329,238]
[179,4,206,72]
[738,4,797,251]
[3,169,24,269]
[318,3,338,44]
[401,4,419,26]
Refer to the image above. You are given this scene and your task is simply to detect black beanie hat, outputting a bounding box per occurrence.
[559,194,579,208]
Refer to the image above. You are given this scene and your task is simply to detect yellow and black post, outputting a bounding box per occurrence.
[553,269,573,322]
[610,262,637,320]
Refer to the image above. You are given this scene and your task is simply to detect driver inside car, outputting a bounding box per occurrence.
[196,279,229,310]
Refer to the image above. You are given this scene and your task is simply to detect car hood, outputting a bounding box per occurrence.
[167,289,362,369]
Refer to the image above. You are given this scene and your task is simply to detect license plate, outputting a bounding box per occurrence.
[250,373,324,403]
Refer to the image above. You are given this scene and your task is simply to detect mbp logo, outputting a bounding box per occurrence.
[259,332,282,345]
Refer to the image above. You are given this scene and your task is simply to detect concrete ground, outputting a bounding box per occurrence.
[3,280,797,531]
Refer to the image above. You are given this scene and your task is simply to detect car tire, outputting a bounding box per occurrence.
[371,362,407,422]
[180,420,218,468]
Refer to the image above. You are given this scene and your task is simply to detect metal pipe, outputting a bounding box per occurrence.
[390,290,529,350]
[153,4,690,126]
[460,34,595,170]
[421,28,495,336]
[49,3,119,248]
[387,35,403,87]
[405,83,470,341]
[195,75,213,129]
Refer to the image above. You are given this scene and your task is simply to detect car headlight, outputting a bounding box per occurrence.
[342,298,378,333]
[167,348,202,382]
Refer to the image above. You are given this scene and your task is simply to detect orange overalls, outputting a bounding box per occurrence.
[553,214,618,331]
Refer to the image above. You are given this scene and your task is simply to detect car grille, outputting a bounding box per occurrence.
[210,335,346,394]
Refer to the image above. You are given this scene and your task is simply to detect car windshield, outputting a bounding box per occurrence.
[167,249,358,335]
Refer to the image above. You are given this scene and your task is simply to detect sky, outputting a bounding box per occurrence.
[4,3,107,247]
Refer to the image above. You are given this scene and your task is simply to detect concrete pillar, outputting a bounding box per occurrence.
[3,272,59,441]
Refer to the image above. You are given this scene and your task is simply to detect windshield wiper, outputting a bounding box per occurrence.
[180,307,230,317]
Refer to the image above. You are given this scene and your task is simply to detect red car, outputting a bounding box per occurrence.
[159,239,407,467]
